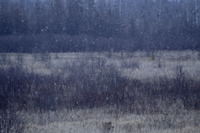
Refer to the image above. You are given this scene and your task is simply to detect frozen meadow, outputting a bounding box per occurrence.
[1,50,200,79]
[1,50,200,133]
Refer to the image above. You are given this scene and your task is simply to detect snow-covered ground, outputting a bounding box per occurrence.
[1,51,200,133]
[23,105,200,133]
[1,50,199,80]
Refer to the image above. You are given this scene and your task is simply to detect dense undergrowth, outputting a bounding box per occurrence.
[0,57,200,132]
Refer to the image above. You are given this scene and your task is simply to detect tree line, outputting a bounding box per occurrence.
[0,0,200,52]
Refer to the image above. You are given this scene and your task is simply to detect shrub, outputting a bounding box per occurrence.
[0,65,27,133]
[0,56,200,118]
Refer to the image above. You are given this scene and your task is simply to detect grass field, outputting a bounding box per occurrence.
[0,50,200,133]
[23,107,200,133]
[1,50,200,79]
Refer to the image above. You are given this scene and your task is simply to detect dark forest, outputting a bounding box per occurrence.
[0,0,200,52]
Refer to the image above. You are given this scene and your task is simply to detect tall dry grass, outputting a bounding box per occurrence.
[0,51,200,132]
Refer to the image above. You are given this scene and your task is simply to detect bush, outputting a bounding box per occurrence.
[0,57,200,118]
[0,65,27,133]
